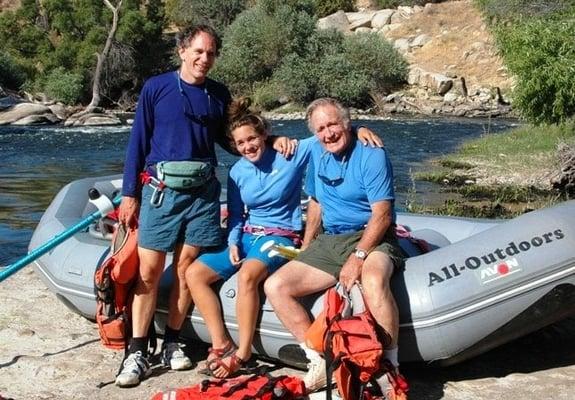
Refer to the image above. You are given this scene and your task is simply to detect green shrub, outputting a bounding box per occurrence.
[314,0,354,17]
[343,32,408,92]
[476,0,575,124]
[271,30,407,106]
[475,0,572,20]
[252,80,283,110]
[0,52,27,90]
[315,53,372,104]
[43,67,84,104]
[213,0,316,93]
[272,53,317,104]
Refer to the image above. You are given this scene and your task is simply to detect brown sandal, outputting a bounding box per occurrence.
[207,352,247,378]
[197,342,236,375]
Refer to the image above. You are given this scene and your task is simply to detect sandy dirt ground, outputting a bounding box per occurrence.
[1,267,574,400]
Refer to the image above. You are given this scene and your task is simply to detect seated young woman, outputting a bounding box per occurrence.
[184,97,382,378]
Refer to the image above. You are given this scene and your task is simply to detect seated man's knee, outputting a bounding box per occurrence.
[263,274,283,299]
[362,253,394,287]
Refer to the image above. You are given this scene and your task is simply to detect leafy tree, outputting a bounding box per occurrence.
[0,0,168,106]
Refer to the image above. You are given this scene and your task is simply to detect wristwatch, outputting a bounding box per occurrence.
[353,248,369,261]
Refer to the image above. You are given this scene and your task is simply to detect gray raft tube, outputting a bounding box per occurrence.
[29,175,575,367]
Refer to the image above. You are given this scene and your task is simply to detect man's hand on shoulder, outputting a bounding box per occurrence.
[270,136,298,158]
[357,126,384,148]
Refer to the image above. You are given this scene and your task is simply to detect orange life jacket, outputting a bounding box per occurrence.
[94,222,139,350]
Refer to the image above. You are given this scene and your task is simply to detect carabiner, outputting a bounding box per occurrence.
[149,185,165,208]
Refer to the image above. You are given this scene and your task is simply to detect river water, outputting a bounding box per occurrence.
[0,117,518,266]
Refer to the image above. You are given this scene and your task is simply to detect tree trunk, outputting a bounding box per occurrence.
[83,0,123,114]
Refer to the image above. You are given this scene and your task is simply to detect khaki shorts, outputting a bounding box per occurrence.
[295,229,405,278]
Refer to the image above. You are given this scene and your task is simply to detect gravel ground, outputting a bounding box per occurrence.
[1,267,574,400]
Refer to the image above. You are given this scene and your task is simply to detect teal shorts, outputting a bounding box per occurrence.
[197,233,294,280]
[138,178,223,252]
[294,229,405,278]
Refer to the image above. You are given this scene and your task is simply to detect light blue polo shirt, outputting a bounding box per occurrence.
[305,139,396,234]
[227,136,316,245]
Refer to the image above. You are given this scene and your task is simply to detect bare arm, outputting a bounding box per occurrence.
[338,200,393,290]
[301,197,322,250]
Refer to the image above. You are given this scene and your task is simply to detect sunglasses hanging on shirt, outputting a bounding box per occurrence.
[318,151,348,186]
[176,70,217,126]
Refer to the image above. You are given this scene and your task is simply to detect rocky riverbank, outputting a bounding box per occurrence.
[0,1,514,127]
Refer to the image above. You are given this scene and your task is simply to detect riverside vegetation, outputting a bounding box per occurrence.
[1,0,574,216]
[407,0,575,217]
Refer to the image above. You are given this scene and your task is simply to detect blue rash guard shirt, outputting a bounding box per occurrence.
[305,139,396,234]
[227,137,316,246]
[122,71,232,197]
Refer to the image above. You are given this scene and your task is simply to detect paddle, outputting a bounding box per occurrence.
[0,189,121,283]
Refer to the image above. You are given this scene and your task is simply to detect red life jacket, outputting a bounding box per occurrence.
[316,285,409,400]
[150,373,306,400]
[94,222,139,350]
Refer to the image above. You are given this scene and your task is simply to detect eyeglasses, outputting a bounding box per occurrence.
[317,151,347,186]
[177,71,215,126]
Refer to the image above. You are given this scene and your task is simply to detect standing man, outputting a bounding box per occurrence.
[264,98,407,398]
[115,24,234,388]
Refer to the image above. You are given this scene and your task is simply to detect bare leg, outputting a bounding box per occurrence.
[132,247,166,337]
[211,259,269,378]
[235,260,268,360]
[186,260,231,350]
[264,261,336,342]
[167,243,201,330]
[360,251,399,348]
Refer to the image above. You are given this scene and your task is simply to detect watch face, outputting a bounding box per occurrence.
[355,249,368,260]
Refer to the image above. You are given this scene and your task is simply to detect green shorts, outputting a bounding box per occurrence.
[295,229,405,278]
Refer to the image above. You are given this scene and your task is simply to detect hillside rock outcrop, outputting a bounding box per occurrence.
[318,0,514,117]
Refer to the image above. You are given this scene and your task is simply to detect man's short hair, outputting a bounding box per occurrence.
[176,24,221,56]
[305,97,351,133]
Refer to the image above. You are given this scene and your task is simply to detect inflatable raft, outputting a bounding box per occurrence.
[29,175,575,367]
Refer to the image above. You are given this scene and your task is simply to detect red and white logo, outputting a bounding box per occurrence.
[479,257,521,284]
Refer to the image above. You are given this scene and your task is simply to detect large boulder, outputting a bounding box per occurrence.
[12,113,60,125]
[317,10,350,32]
[0,103,53,125]
[64,112,122,126]
[347,11,374,30]
[371,9,395,29]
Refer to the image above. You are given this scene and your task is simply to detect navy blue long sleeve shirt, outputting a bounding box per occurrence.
[122,71,233,197]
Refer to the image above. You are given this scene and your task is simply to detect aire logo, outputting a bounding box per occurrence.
[479,257,521,284]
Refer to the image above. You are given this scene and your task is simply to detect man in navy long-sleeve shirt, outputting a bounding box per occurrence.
[115,24,232,388]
